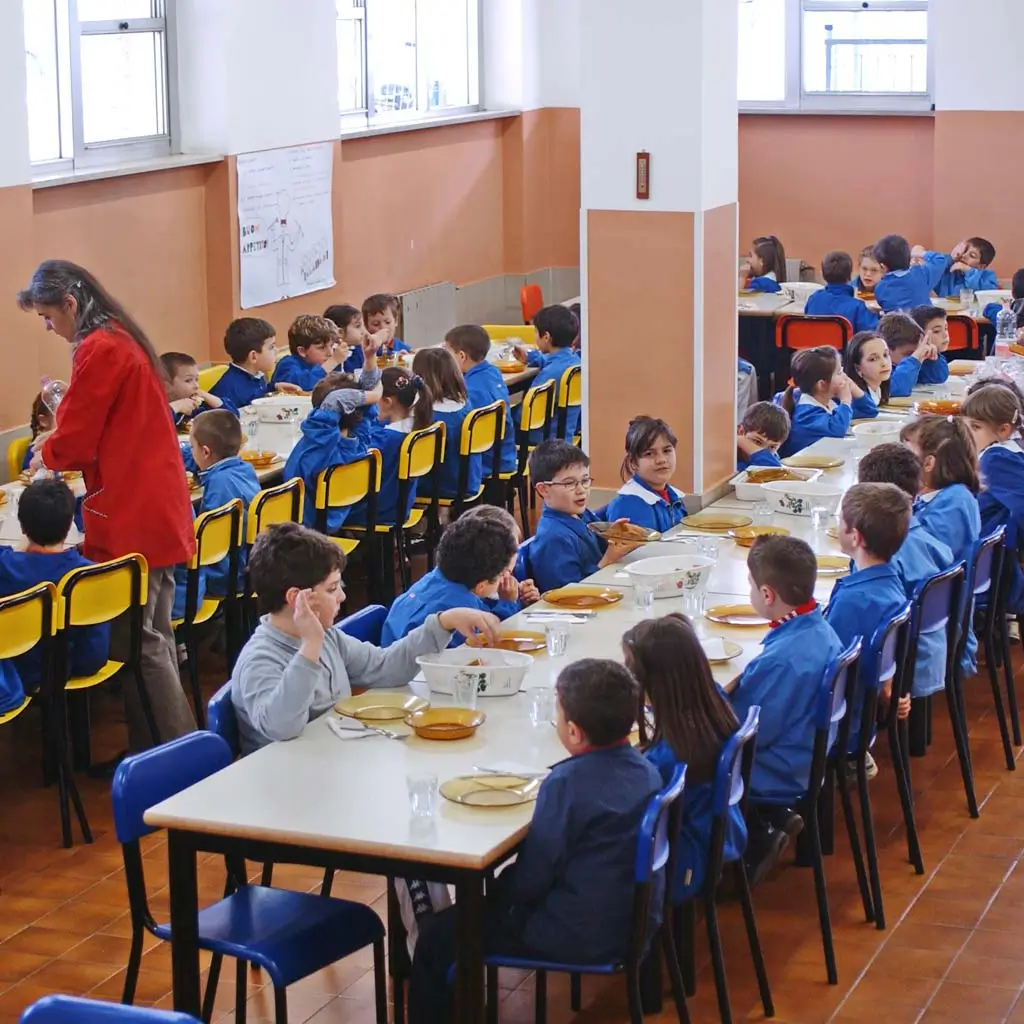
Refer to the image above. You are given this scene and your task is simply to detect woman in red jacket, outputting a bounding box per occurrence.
[19,260,197,750]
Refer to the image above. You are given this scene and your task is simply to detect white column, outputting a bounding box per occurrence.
[0,1,31,187]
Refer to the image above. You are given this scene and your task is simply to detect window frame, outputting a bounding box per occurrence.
[739,0,933,116]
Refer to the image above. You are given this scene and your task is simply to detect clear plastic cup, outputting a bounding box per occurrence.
[633,583,655,616]
[406,773,439,818]
[451,672,479,709]
[545,625,569,657]
[528,687,556,727]
[753,502,774,525]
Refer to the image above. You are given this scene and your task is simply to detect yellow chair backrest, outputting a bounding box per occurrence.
[519,380,556,434]
[460,400,505,457]
[558,365,582,410]
[0,582,56,660]
[400,422,446,482]
[481,325,536,346]
[191,499,243,570]
[246,478,305,544]
[276,347,288,362]
[57,554,148,629]
[197,364,229,393]
[7,437,31,481]
[315,450,381,511]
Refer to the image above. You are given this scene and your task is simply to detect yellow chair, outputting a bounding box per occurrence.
[433,400,506,519]
[556,364,582,444]
[197,364,229,393]
[172,499,244,727]
[481,324,537,346]
[316,450,381,553]
[7,436,31,481]
[503,379,557,537]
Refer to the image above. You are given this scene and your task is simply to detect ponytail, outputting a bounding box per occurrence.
[380,367,434,430]
[409,376,434,430]
[780,384,797,417]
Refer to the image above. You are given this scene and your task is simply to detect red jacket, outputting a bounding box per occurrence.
[42,324,195,569]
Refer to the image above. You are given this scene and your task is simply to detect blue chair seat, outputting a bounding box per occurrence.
[484,954,624,977]
[149,884,384,989]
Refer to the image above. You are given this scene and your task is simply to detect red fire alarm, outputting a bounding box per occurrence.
[636,151,650,200]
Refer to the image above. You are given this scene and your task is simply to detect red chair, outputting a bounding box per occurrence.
[520,283,544,324]
[946,314,982,356]
[774,314,853,355]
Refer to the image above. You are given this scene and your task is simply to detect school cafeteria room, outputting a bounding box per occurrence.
[5,0,1024,1022]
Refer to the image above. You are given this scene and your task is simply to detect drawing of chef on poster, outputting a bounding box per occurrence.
[237,142,335,309]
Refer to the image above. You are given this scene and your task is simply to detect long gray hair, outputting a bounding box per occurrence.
[18,259,162,374]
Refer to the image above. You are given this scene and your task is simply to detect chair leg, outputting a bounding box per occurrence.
[570,972,581,1012]
[984,632,1016,770]
[534,968,547,1024]
[835,761,873,923]
[235,959,248,1024]
[678,902,696,997]
[625,965,645,1024]
[945,673,979,817]
[660,924,692,1024]
[703,895,733,1024]
[185,631,205,729]
[121,928,144,1003]
[387,878,410,1024]
[273,985,288,1024]
[260,862,274,887]
[68,692,92,772]
[319,869,335,897]
[888,720,924,874]
[201,953,223,1023]
[732,861,775,1018]
[397,530,412,593]
[56,733,92,846]
[857,763,885,930]
[516,480,530,539]
[486,965,499,1024]
[818,764,836,857]
[999,617,1022,746]
[806,802,838,985]
[372,939,388,1024]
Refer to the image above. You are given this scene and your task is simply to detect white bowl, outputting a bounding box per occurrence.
[623,555,715,599]
[852,421,902,449]
[976,290,1012,307]
[761,480,844,517]
[730,467,822,502]
[781,281,824,304]
[250,394,313,423]
[415,649,533,698]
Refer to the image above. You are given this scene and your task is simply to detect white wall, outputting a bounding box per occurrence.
[0,1,31,188]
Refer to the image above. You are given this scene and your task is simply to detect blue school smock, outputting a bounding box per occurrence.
[348,418,416,528]
[730,609,842,804]
[737,447,784,474]
[778,395,852,458]
[343,337,411,373]
[525,506,606,595]
[874,253,947,312]
[934,265,999,298]
[0,662,24,714]
[516,348,581,443]
[893,522,955,698]
[983,297,1024,327]
[429,399,482,500]
[380,566,520,647]
[978,440,1024,612]
[646,737,747,901]
[208,363,270,416]
[825,563,907,749]
[464,361,517,474]
[805,284,879,334]
[850,387,883,420]
[746,272,781,294]
[0,547,109,695]
[919,354,949,385]
[282,409,371,531]
[889,354,948,395]
[603,476,687,533]
[271,353,327,391]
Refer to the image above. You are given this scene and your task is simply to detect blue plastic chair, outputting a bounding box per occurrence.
[111,732,388,1024]
[514,536,536,582]
[20,995,200,1023]
[336,604,388,645]
[206,682,239,757]
[672,707,773,1024]
[483,765,690,1024]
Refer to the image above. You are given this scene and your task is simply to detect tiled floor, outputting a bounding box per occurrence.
[3,638,1024,1022]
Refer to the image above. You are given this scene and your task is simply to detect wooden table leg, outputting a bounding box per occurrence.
[168,829,202,1015]
[453,873,486,1024]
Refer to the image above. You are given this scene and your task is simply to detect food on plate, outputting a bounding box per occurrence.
[745,467,804,484]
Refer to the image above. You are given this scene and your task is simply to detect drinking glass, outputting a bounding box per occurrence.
[528,687,556,728]
[451,672,479,709]
[810,505,829,531]
[633,583,655,617]
[753,502,774,526]
[698,537,720,559]
[406,773,439,818]
[241,407,260,452]
[959,288,975,311]
[682,588,706,620]
[545,625,569,657]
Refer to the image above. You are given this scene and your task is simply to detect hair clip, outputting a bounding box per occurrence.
[787,378,796,388]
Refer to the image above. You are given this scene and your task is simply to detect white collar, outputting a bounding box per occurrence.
[385,416,414,434]
[616,477,683,505]
[762,271,777,281]
[918,489,939,503]
[797,393,834,411]
[433,399,466,413]
[993,439,1024,454]
[869,386,881,404]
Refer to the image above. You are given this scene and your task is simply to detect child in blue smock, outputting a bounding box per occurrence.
[172,411,261,622]
[962,386,1024,613]
[0,480,108,696]
[843,332,892,420]
[730,535,842,881]
[933,237,999,298]
[805,251,879,333]
[777,347,853,458]
[338,294,412,373]
[161,353,222,430]
[739,235,787,294]
[271,314,350,391]
[523,440,640,595]
[982,269,1024,326]
[409,660,662,1023]
[512,305,582,444]
[210,318,303,415]
[603,416,687,531]
[624,613,746,901]
[854,247,884,298]
[410,347,481,501]
[444,325,517,476]
[910,306,951,385]
[872,234,948,313]
[826,484,913,769]
[381,514,538,646]
[878,313,942,397]
[737,402,791,473]
[283,343,383,531]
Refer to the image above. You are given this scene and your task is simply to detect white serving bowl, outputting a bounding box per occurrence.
[730,466,822,503]
[250,394,312,423]
[415,648,533,698]
[622,555,715,599]
[852,421,902,449]
[781,281,824,304]
[761,480,844,517]
[975,289,1012,307]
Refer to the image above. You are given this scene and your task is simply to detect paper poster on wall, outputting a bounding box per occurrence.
[237,142,335,309]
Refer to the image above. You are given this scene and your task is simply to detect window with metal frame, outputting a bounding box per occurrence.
[337,0,480,130]
[23,0,172,171]
[739,0,930,113]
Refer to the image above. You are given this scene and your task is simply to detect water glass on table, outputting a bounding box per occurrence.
[752,502,774,527]
[528,687,556,728]
[544,624,570,657]
[406,773,439,818]
[633,583,655,617]
[451,673,479,710]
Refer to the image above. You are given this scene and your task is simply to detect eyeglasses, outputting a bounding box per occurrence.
[542,476,592,492]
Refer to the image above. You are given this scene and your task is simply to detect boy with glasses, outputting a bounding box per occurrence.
[523,440,640,594]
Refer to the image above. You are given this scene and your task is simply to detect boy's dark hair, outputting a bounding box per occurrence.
[530,439,589,484]
[160,352,197,379]
[191,409,243,461]
[18,479,76,547]
[555,658,638,747]
[436,516,517,588]
[1012,269,1024,301]
[288,314,338,356]
[859,246,878,262]
[361,293,400,321]
[741,401,790,443]
[444,324,491,364]
[857,443,922,498]
[311,371,364,429]
[323,304,361,332]
[621,415,678,483]
[747,535,817,607]
[821,250,853,286]
[911,305,947,331]
[872,234,911,273]
[840,483,911,562]
[533,305,578,349]
[966,237,996,267]
[225,318,276,364]
[248,523,344,616]
[901,415,980,494]
[878,312,923,353]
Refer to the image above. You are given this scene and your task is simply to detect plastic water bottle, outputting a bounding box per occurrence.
[39,376,68,414]
[996,301,1017,342]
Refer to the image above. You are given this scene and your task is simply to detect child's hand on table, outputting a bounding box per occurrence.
[598,519,644,568]
[294,589,326,663]
[511,343,531,365]
[276,382,303,395]
[438,608,501,646]
[518,578,541,606]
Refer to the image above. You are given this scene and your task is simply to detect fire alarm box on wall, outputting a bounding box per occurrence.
[636,152,650,200]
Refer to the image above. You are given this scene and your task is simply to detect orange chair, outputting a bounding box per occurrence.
[774,314,853,354]
[946,314,982,356]
[520,283,544,325]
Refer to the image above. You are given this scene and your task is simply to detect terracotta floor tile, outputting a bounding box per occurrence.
[0,952,54,986]
[901,893,987,929]
[946,950,1024,989]
[0,927,84,958]
[961,929,1024,963]
[886,921,973,955]
[88,967,172,1005]
[921,981,1021,1021]
[25,958,121,993]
